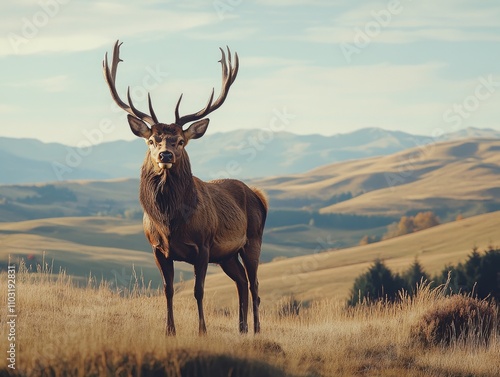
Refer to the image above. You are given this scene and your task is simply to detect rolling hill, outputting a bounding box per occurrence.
[0,178,141,222]
[177,210,500,305]
[0,217,203,286]
[0,178,395,262]
[1,136,499,290]
[256,138,500,218]
[2,210,498,303]
[0,213,384,284]
[2,137,499,223]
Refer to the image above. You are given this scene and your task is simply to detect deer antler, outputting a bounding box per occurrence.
[175,46,239,127]
[103,40,158,126]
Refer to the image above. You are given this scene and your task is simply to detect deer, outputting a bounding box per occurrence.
[103,41,267,335]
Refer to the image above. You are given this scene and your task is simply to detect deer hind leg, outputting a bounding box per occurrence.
[220,254,249,333]
[153,248,176,336]
[241,241,261,334]
[194,247,209,335]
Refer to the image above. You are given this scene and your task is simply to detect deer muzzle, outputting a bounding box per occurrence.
[158,151,174,169]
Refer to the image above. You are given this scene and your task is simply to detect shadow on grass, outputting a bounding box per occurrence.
[2,349,296,377]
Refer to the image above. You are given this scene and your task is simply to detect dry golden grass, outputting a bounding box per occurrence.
[1,264,499,377]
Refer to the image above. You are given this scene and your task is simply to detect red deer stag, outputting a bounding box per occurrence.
[103,41,267,335]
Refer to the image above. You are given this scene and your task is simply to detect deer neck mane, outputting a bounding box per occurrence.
[139,150,198,233]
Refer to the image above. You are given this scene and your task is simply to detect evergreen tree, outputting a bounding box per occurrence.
[402,258,429,293]
[348,259,405,306]
[464,248,482,289]
[437,247,500,301]
[473,247,500,300]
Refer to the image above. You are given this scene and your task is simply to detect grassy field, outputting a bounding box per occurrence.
[1,264,498,377]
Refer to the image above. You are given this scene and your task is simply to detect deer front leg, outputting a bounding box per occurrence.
[194,247,209,335]
[154,248,176,336]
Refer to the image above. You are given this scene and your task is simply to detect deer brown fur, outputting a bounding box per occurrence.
[103,41,267,335]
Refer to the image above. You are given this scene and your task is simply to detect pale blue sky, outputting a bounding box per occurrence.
[1,0,499,145]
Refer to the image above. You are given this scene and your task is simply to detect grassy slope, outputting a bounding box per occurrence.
[0,217,203,285]
[179,211,500,305]
[0,178,141,222]
[2,210,498,302]
[0,215,379,285]
[256,138,500,216]
[0,179,388,260]
[1,269,498,377]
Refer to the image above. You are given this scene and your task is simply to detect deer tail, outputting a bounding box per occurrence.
[251,187,269,212]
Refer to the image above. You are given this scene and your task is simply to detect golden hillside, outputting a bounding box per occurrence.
[256,138,500,216]
[0,217,208,284]
[177,210,500,305]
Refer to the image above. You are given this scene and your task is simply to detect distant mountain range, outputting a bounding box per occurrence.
[2,127,499,184]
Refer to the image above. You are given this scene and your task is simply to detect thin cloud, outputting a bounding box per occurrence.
[208,62,499,136]
[243,56,312,68]
[303,26,500,44]
[1,1,219,56]
[8,75,70,93]
[301,1,500,44]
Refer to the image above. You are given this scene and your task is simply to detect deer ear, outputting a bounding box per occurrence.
[184,119,209,141]
[127,115,152,139]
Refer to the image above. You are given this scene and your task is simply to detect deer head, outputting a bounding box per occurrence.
[103,41,239,171]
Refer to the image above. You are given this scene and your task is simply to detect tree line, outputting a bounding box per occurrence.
[348,246,500,306]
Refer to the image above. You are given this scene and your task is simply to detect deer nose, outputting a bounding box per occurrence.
[159,151,173,163]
